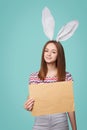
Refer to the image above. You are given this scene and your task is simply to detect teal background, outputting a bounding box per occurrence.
[0,0,87,130]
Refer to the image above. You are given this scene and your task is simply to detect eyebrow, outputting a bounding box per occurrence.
[45,48,57,51]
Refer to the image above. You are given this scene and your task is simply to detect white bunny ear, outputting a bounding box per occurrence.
[42,7,55,40]
[56,20,79,42]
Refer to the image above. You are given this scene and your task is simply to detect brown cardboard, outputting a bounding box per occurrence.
[29,81,75,116]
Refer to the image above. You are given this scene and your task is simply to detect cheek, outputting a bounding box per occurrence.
[44,52,47,57]
[53,54,58,59]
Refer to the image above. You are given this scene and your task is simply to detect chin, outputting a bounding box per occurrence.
[45,61,55,64]
[45,59,52,63]
[44,58,56,64]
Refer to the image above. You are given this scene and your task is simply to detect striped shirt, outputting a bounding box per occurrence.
[29,72,73,84]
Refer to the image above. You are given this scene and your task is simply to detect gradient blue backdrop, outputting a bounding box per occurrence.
[0,0,87,130]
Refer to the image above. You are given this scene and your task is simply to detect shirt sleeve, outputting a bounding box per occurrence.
[28,72,39,84]
[28,73,34,85]
[65,72,73,81]
[28,74,32,85]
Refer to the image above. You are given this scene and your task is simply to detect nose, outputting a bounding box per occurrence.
[47,52,51,56]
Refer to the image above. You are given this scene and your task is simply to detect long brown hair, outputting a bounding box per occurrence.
[38,40,66,81]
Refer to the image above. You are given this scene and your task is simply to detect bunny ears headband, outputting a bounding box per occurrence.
[42,7,79,42]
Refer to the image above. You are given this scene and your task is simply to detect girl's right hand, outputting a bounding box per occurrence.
[24,97,35,111]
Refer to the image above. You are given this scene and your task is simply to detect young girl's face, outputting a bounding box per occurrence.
[44,42,58,64]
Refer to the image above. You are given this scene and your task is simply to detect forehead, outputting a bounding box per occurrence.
[45,43,57,50]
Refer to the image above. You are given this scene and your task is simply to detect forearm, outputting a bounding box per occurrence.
[67,111,77,130]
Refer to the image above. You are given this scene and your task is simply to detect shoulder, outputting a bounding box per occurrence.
[29,72,39,84]
[65,72,73,81]
[29,72,39,78]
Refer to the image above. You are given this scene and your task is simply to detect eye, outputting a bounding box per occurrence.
[52,51,56,54]
[44,49,48,52]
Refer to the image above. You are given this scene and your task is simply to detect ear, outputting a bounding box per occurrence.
[42,7,55,40]
[56,20,79,42]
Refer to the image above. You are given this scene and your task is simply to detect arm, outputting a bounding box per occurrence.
[66,73,77,130]
[67,111,77,130]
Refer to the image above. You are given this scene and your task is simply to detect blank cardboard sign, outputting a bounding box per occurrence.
[29,81,75,116]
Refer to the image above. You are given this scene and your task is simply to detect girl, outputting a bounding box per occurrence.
[24,40,77,130]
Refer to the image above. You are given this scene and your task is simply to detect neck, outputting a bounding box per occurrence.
[47,63,56,71]
[46,63,57,77]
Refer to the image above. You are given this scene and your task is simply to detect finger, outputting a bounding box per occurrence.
[28,106,33,111]
[25,100,34,108]
[24,100,34,108]
[25,98,33,104]
[25,98,34,105]
[26,101,34,109]
[26,103,33,111]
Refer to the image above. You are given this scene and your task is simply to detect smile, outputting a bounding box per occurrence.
[46,57,52,59]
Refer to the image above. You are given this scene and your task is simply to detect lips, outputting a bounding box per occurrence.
[46,57,52,59]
